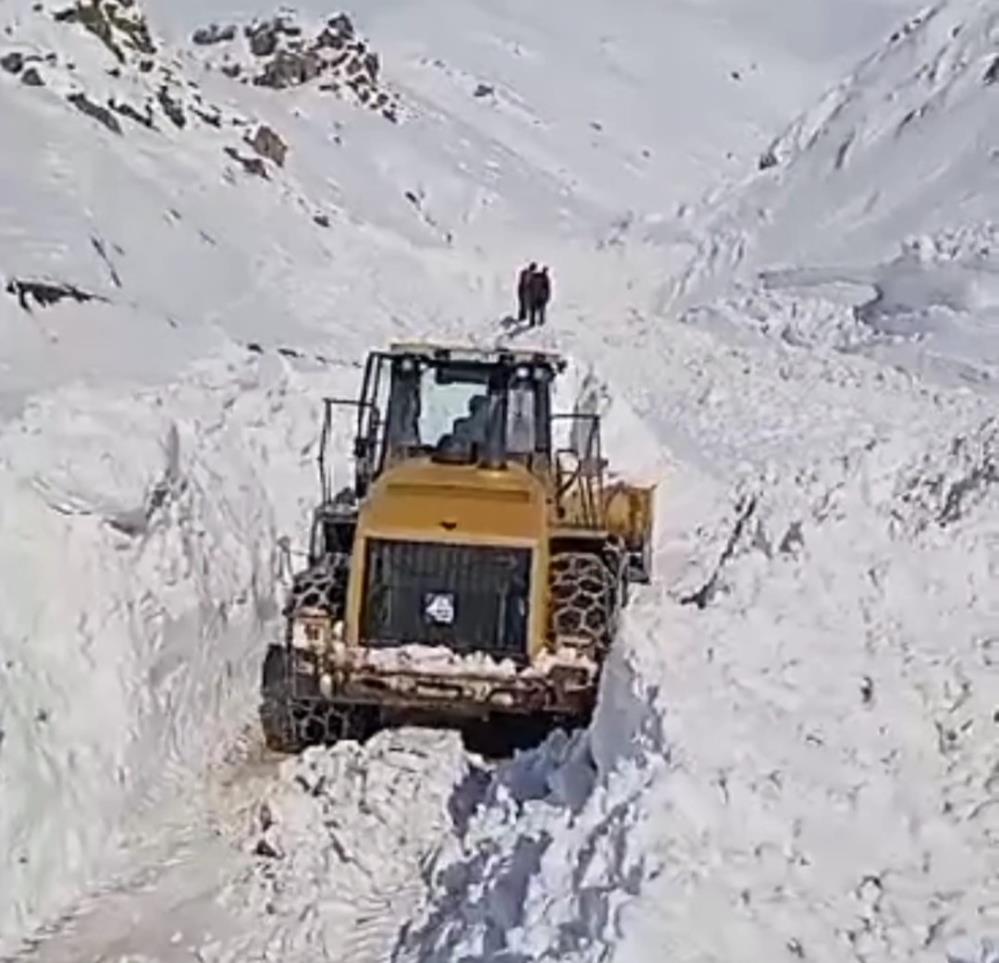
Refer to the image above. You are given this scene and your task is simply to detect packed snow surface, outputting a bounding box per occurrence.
[1,0,998,960]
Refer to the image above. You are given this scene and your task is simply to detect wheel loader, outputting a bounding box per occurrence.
[259,341,655,755]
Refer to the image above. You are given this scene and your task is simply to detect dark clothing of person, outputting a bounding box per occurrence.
[516,265,534,322]
[526,269,551,326]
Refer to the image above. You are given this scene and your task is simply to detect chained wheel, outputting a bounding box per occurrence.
[549,551,619,651]
[259,645,380,753]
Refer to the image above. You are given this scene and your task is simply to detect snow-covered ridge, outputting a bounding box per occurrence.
[0,0,397,186]
[661,0,999,310]
[654,0,999,397]
[0,0,497,415]
[759,0,995,175]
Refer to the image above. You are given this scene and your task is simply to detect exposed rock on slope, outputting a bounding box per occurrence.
[53,0,156,64]
[0,0,367,231]
[189,10,401,122]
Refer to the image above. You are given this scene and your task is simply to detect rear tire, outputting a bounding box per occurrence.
[549,551,619,652]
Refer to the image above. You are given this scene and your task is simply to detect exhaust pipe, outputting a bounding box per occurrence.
[480,394,507,470]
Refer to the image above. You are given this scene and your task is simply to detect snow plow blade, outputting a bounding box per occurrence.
[319,644,596,715]
[259,642,597,756]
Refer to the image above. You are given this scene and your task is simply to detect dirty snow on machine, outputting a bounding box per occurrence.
[259,342,655,754]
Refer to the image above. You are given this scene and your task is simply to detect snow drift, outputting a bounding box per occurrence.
[0,351,348,946]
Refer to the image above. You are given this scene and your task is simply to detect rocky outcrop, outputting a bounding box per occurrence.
[2,51,47,86]
[1,51,25,74]
[190,11,401,122]
[5,0,336,229]
[156,85,185,128]
[192,23,237,47]
[247,124,288,167]
[53,0,156,65]
[110,96,155,128]
[67,90,122,133]
[223,146,269,179]
[5,278,103,311]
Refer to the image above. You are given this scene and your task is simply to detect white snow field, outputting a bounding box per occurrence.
[1,0,998,960]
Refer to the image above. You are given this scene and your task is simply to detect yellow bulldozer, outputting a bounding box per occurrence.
[259,341,655,754]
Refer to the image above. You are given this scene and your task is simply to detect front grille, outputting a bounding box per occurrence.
[361,539,532,659]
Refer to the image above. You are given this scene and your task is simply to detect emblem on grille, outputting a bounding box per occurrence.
[423,592,456,625]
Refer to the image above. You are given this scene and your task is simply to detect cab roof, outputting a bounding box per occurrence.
[386,341,567,372]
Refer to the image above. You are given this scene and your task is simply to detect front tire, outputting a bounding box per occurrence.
[549,551,619,653]
[259,644,382,753]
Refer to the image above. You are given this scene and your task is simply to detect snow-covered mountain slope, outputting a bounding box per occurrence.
[4,0,999,961]
[149,0,922,220]
[663,0,999,390]
[0,0,495,418]
[708,0,999,268]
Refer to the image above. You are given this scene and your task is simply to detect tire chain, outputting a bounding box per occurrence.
[287,557,348,616]
[549,551,620,650]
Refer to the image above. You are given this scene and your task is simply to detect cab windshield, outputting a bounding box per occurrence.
[381,358,544,465]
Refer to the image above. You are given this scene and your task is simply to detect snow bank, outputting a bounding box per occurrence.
[610,414,999,963]
[392,633,672,963]
[475,209,999,959]
[675,218,999,394]
[0,350,360,952]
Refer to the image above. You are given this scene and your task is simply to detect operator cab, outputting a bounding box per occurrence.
[351,343,566,488]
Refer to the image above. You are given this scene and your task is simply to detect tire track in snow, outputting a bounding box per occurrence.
[13,727,285,963]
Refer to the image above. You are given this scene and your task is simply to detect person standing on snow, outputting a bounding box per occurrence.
[516,261,537,322]
[527,265,551,326]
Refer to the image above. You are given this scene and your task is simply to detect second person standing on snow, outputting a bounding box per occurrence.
[516,263,551,327]
[517,261,537,322]
[527,265,551,326]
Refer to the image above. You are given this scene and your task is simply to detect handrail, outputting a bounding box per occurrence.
[319,397,378,502]
[551,412,605,529]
